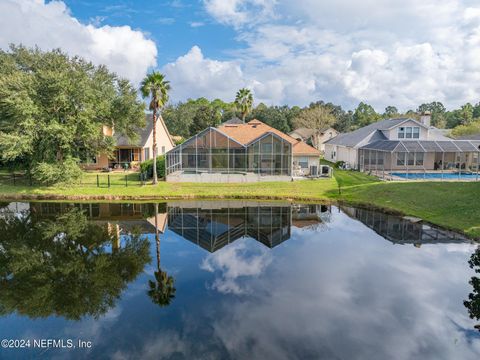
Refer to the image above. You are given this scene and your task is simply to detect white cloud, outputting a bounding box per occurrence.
[200,238,272,294]
[203,0,277,27]
[0,0,157,84]
[161,0,480,110]
[162,46,244,102]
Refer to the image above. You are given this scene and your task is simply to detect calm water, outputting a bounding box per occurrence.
[0,201,479,360]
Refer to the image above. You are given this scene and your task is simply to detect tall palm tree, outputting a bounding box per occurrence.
[147,203,176,307]
[234,88,253,123]
[140,72,170,184]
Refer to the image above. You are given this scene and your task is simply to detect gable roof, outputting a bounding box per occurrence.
[217,120,320,156]
[115,113,174,147]
[325,117,428,148]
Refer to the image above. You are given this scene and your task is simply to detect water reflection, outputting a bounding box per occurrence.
[465,247,480,330]
[0,201,479,359]
[0,206,150,320]
[341,205,470,246]
[167,201,331,252]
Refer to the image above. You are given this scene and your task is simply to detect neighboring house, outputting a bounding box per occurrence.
[83,114,174,170]
[324,113,480,172]
[165,119,321,182]
[289,127,338,152]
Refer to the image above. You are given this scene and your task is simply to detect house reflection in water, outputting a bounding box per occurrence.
[167,201,332,252]
[24,201,332,252]
[28,202,168,244]
[340,206,472,246]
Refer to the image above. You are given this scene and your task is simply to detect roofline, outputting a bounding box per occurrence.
[245,131,290,146]
[385,117,429,130]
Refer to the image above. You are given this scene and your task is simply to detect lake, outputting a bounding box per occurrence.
[0,200,479,359]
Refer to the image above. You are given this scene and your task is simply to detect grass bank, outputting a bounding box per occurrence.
[0,170,479,239]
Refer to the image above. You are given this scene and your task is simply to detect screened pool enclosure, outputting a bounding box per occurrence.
[166,128,292,176]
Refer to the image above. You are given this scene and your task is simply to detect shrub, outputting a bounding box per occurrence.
[334,161,345,169]
[140,155,165,179]
[33,158,83,185]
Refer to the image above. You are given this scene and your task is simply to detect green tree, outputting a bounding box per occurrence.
[234,88,254,123]
[147,204,176,307]
[383,106,399,118]
[292,105,335,148]
[0,45,145,184]
[353,102,381,128]
[461,103,474,125]
[140,72,170,184]
[451,120,480,138]
[0,207,151,319]
[189,105,222,134]
[464,246,480,331]
[417,102,446,127]
[247,104,291,133]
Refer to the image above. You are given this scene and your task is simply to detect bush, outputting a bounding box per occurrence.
[32,158,83,185]
[140,155,165,179]
[334,161,345,169]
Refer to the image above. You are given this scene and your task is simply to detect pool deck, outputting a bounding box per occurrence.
[368,170,480,181]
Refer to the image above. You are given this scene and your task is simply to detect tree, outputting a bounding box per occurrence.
[234,88,253,123]
[292,106,336,148]
[353,102,381,128]
[0,45,145,184]
[464,246,480,331]
[147,203,176,307]
[451,120,480,138]
[0,207,150,319]
[417,102,446,127]
[189,105,222,134]
[461,103,474,125]
[140,72,170,184]
[383,106,399,118]
[247,104,291,133]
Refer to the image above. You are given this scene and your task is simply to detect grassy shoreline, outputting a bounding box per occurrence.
[1,170,479,239]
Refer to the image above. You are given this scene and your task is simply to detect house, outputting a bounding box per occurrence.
[324,113,480,173]
[165,119,321,182]
[289,127,338,152]
[83,114,174,170]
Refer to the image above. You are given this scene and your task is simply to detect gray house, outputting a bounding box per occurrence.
[324,114,480,173]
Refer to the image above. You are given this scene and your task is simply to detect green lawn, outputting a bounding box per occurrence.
[0,169,479,239]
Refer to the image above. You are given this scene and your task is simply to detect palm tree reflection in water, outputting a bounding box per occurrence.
[147,203,176,307]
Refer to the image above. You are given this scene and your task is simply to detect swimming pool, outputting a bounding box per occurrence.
[391,172,479,180]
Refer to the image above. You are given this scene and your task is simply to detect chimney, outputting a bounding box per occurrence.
[420,111,431,127]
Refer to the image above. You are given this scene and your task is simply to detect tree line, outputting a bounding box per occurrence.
[163,98,480,140]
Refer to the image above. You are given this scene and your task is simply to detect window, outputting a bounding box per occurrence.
[144,148,150,161]
[397,152,406,165]
[412,127,420,139]
[161,146,166,154]
[399,126,420,139]
[415,152,424,166]
[405,127,413,139]
[298,157,309,169]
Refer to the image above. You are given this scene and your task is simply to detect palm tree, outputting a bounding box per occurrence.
[140,72,170,184]
[147,203,176,307]
[234,88,253,123]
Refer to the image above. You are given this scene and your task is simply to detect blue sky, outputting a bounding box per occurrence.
[2,1,480,110]
[61,0,237,64]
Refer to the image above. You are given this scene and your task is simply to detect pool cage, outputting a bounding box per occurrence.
[358,140,480,180]
[166,127,292,176]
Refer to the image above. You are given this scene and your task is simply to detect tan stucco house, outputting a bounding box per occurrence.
[83,114,174,170]
[289,127,338,152]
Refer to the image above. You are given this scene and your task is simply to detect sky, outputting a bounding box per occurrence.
[1,0,480,111]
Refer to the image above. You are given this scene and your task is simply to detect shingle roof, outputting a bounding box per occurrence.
[325,118,425,147]
[115,114,174,147]
[456,134,480,140]
[217,120,320,156]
